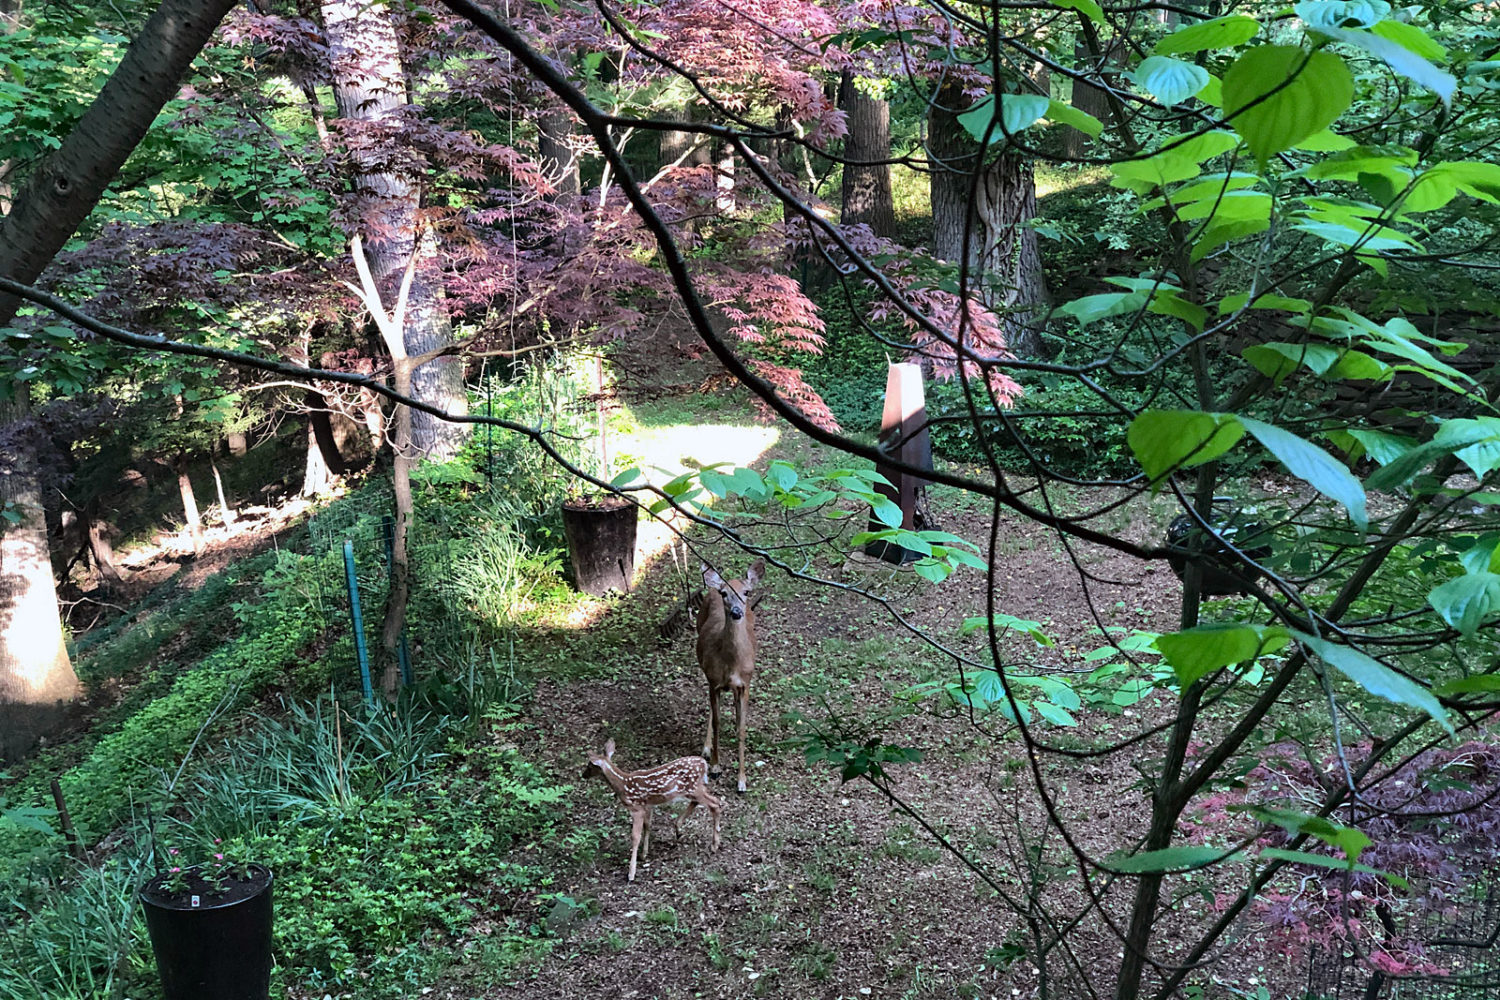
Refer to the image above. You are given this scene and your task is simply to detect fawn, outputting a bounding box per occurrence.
[696,559,763,794]
[582,739,723,882]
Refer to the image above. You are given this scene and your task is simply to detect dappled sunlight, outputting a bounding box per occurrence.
[1035,164,1110,199]
[625,420,781,574]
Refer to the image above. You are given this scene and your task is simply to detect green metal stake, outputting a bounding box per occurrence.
[344,539,375,708]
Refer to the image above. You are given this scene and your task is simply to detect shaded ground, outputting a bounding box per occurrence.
[424,430,1189,1000]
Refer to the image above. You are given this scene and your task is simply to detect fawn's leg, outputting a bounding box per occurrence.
[698,785,723,852]
[628,808,645,882]
[733,685,750,794]
[642,809,653,860]
[677,802,695,841]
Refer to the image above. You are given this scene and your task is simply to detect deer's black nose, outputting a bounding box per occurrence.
[729,609,744,621]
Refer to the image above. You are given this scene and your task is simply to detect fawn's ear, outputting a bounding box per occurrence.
[702,564,725,589]
[745,559,765,590]
[603,738,616,760]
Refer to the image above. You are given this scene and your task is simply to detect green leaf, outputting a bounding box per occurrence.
[1426,161,1500,204]
[1033,701,1078,727]
[1153,14,1260,56]
[1155,624,1290,688]
[1190,217,1271,261]
[1294,0,1390,29]
[1127,410,1244,483]
[766,461,798,491]
[1238,804,1372,862]
[871,495,903,528]
[958,93,1049,143]
[1133,56,1211,106]
[1239,418,1367,529]
[1318,27,1456,105]
[1370,19,1446,61]
[1296,632,1452,735]
[1294,128,1357,151]
[1435,417,1500,478]
[1223,46,1354,164]
[609,467,644,488]
[1434,674,1500,698]
[1055,0,1104,23]
[1055,290,1147,326]
[1110,153,1201,191]
[1258,848,1407,887]
[1243,342,1343,382]
[1427,572,1500,636]
[1347,429,1417,465]
[1045,98,1102,137]
[913,558,950,583]
[961,614,1055,646]
[1111,846,1234,873]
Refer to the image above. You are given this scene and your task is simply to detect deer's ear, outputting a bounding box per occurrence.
[745,560,765,589]
[702,565,725,589]
[604,739,616,760]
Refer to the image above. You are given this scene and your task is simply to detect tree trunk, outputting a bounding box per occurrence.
[307,390,351,475]
[176,462,203,554]
[211,461,234,527]
[928,85,1049,357]
[659,106,710,172]
[0,391,82,762]
[382,360,414,698]
[838,71,895,239]
[1066,35,1120,160]
[86,510,126,589]
[714,140,735,214]
[537,108,579,196]
[0,0,239,329]
[302,416,335,496]
[323,0,469,461]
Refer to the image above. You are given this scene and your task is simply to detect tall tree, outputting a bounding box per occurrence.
[838,71,895,238]
[322,0,470,460]
[927,83,1048,358]
[0,0,238,760]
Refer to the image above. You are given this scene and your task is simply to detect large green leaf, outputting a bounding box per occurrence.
[1428,573,1500,636]
[1319,26,1456,105]
[1238,804,1371,862]
[1371,19,1446,61]
[1243,341,1342,382]
[958,93,1049,143]
[1258,848,1407,887]
[1156,624,1290,688]
[1055,290,1148,326]
[1435,417,1500,478]
[1223,46,1354,164]
[1154,14,1260,56]
[1426,161,1500,203]
[1046,99,1102,137]
[1294,0,1390,29]
[1110,846,1235,873]
[1127,410,1245,482]
[1055,0,1104,22]
[1134,56,1210,106]
[1296,632,1453,734]
[1434,674,1500,697]
[1240,417,1368,530]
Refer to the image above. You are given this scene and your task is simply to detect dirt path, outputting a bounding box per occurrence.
[433,488,1184,999]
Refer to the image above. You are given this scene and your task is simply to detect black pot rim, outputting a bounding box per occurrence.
[140,864,273,912]
[562,496,634,513]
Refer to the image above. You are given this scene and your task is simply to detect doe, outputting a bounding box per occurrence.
[582,739,722,882]
[696,559,763,793]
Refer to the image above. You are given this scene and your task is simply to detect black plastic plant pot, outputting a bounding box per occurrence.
[1165,500,1271,597]
[139,865,273,1000]
[562,497,638,596]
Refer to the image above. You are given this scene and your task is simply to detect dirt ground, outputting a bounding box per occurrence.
[427,477,1196,1000]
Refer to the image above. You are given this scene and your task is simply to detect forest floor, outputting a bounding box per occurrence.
[411,392,1205,1000]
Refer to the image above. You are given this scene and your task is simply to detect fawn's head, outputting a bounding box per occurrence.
[702,559,764,622]
[581,738,617,780]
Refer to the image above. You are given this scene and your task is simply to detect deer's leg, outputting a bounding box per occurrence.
[642,809,653,861]
[628,808,645,882]
[733,685,750,794]
[704,684,722,774]
[677,802,694,841]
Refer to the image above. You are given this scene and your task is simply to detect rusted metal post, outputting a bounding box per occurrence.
[864,362,935,564]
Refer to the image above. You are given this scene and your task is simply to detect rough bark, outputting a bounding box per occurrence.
[307,390,351,475]
[838,71,896,239]
[0,0,239,328]
[928,85,1049,357]
[659,106,710,172]
[537,108,580,196]
[1065,35,1121,160]
[323,0,470,461]
[0,391,81,762]
[302,417,335,497]
[86,511,126,588]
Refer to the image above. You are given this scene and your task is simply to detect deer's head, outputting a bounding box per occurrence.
[702,559,764,622]
[581,738,617,780]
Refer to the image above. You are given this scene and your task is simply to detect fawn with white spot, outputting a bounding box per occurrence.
[696,559,763,793]
[582,739,723,882]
